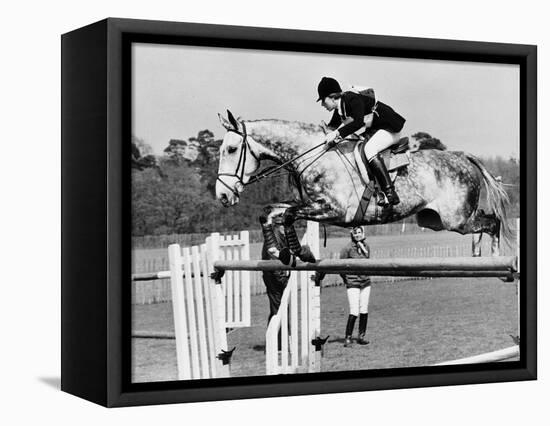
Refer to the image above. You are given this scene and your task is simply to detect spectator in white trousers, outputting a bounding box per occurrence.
[340,226,372,347]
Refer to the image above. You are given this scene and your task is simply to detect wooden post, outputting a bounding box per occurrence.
[300,269,309,370]
[206,233,230,378]
[290,272,299,371]
[168,244,191,380]
[240,230,251,326]
[182,247,200,378]
[191,245,209,378]
[306,222,321,373]
[225,235,234,326]
[200,242,216,378]
[517,218,520,343]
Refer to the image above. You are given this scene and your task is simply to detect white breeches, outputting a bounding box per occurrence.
[363,129,402,160]
[347,286,371,316]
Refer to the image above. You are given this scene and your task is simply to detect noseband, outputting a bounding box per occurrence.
[217,122,260,199]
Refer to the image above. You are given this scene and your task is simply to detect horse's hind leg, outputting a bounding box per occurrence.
[281,209,317,264]
[471,233,483,257]
[461,210,501,256]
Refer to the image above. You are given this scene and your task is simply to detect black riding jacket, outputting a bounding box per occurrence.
[328,91,406,138]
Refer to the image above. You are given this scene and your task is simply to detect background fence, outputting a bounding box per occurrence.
[132,221,518,305]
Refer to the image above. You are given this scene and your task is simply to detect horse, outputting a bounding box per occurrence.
[215,110,510,263]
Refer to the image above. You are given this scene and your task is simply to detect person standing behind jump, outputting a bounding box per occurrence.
[340,226,372,347]
[260,216,290,325]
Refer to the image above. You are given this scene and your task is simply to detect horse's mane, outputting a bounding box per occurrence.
[242,119,324,159]
[245,119,322,142]
[245,118,322,133]
[244,119,447,152]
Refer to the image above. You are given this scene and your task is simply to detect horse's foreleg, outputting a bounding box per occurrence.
[259,204,292,260]
[259,215,281,259]
[281,201,345,264]
[279,209,317,264]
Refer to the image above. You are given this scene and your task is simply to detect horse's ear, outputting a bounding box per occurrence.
[227,110,239,130]
[218,113,233,130]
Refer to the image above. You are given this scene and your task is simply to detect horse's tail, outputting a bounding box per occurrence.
[465,153,512,244]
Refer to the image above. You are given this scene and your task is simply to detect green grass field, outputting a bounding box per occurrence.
[132,275,518,383]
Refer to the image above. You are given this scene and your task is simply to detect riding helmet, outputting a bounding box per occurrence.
[316,77,342,101]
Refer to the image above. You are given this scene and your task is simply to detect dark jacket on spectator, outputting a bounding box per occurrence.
[339,239,371,289]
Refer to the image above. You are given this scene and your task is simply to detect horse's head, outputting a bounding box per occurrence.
[216,111,262,207]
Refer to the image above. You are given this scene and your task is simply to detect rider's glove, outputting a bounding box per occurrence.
[325,130,340,148]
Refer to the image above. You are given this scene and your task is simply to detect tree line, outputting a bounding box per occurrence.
[131,131,520,237]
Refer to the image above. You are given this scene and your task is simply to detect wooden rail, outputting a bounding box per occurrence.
[214,256,518,279]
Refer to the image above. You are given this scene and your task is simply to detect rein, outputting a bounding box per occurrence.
[217,123,327,197]
[247,141,327,185]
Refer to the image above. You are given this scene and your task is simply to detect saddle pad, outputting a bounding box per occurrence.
[388,153,409,172]
[353,141,410,183]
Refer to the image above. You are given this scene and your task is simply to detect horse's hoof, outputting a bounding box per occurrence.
[298,245,317,263]
[259,214,268,224]
[283,211,296,226]
[279,248,293,265]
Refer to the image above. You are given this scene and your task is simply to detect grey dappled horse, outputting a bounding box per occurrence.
[216,111,510,262]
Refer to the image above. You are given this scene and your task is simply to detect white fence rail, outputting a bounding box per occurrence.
[162,231,252,379]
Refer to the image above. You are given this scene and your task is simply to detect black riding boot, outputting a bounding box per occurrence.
[368,155,400,206]
[344,314,357,347]
[357,313,369,345]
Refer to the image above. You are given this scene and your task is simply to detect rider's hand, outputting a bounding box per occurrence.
[324,130,340,148]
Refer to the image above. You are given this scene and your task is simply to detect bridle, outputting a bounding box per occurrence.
[217,121,330,199]
[216,122,260,199]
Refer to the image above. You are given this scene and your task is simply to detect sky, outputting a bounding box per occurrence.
[132,43,519,159]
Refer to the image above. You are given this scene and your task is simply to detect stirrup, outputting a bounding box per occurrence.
[376,191,388,207]
[386,188,400,206]
[278,248,296,266]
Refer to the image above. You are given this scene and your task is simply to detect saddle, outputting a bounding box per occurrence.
[348,136,411,224]
[352,136,411,187]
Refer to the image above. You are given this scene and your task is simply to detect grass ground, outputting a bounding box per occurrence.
[132,275,518,383]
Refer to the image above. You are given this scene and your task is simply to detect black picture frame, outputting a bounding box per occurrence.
[61,17,537,408]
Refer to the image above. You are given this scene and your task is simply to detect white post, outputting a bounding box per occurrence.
[281,290,289,373]
[192,245,209,379]
[182,247,200,378]
[306,222,321,373]
[300,270,309,369]
[206,233,230,377]
[516,218,520,343]
[240,230,251,326]
[233,237,241,324]
[290,272,299,371]
[225,235,234,326]
[266,316,280,375]
[200,242,217,378]
[168,244,191,380]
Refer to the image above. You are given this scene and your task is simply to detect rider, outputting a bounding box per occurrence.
[316,76,405,206]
